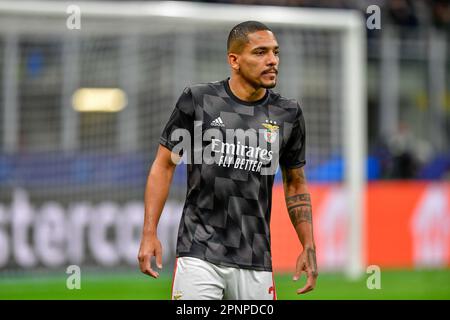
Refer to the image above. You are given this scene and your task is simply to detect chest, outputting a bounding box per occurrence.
[195,101,295,148]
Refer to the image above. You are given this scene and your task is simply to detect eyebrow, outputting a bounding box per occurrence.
[251,46,279,51]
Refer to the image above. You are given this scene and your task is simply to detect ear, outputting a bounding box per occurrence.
[227,53,240,71]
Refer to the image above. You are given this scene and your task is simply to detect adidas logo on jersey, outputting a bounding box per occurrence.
[210,116,225,127]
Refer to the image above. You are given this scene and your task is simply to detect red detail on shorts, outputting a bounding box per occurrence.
[271,273,277,300]
[170,258,178,300]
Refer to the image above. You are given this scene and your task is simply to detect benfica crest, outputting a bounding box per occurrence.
[262,120,279,143]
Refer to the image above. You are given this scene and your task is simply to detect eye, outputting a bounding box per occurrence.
[274,50,280,56]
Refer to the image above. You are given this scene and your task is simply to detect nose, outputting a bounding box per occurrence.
[266,51,278,66]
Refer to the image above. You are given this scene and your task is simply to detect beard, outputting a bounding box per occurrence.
[261,80,277,89]
[240,69,278,90]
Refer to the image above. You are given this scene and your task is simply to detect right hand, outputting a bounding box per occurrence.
[138,235,163,278]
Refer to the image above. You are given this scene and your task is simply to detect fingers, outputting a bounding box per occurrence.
[297,270,318,295]
[155,246,163,269]
[297,281,313,294]
[293,257,303,281]
[293,270,305,281]
[146,261,160,279]
[138,252,159,278]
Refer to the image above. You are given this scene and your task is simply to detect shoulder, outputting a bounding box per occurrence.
[268,90,303,117]
[177,81,223,114]
[186,80,224,98]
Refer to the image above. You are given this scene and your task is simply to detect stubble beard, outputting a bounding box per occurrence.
[240,71,277,90]
[261,80,277,89]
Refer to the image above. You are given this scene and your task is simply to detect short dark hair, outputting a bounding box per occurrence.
[227,21,272,53]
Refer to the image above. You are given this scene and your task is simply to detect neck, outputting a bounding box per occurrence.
[228,76,266,102]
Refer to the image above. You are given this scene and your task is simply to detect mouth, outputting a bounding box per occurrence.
[262,69,278,75]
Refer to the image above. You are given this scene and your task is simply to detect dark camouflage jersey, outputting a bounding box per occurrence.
[160,78,306,272]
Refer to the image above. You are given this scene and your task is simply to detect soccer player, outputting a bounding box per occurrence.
[138,21,318,300]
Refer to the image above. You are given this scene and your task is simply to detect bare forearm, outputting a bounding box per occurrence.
[285,192,315,249]
[282,167,316,249]
[142,161,175,236]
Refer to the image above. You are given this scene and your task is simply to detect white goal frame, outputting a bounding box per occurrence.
[0,0,367,279]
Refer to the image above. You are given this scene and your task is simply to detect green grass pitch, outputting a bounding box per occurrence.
[0,269,449,300]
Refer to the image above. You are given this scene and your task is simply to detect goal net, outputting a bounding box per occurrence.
[0,1,366,278]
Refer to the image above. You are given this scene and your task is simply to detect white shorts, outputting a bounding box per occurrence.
[171,256,276,300]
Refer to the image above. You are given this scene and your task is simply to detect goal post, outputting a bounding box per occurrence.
[0,1,367,278]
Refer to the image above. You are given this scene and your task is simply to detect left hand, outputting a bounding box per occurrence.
[293,247,318,294]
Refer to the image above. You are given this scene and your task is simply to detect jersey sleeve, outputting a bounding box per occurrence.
[279,103,306,169]
[159,87,195,153]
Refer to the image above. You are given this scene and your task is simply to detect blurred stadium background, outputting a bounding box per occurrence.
[0,0,449,300]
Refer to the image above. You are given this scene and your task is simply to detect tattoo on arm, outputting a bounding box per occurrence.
[284,167,317,276]
[286,194,310,205]
[286,193,312,226]
[287,204,312,225]
[307,248,318,276]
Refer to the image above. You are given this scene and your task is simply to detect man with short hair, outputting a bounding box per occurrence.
[138,21,318,300]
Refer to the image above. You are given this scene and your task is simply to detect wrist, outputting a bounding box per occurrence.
[142,227,158,238]
[302,243,316,250]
